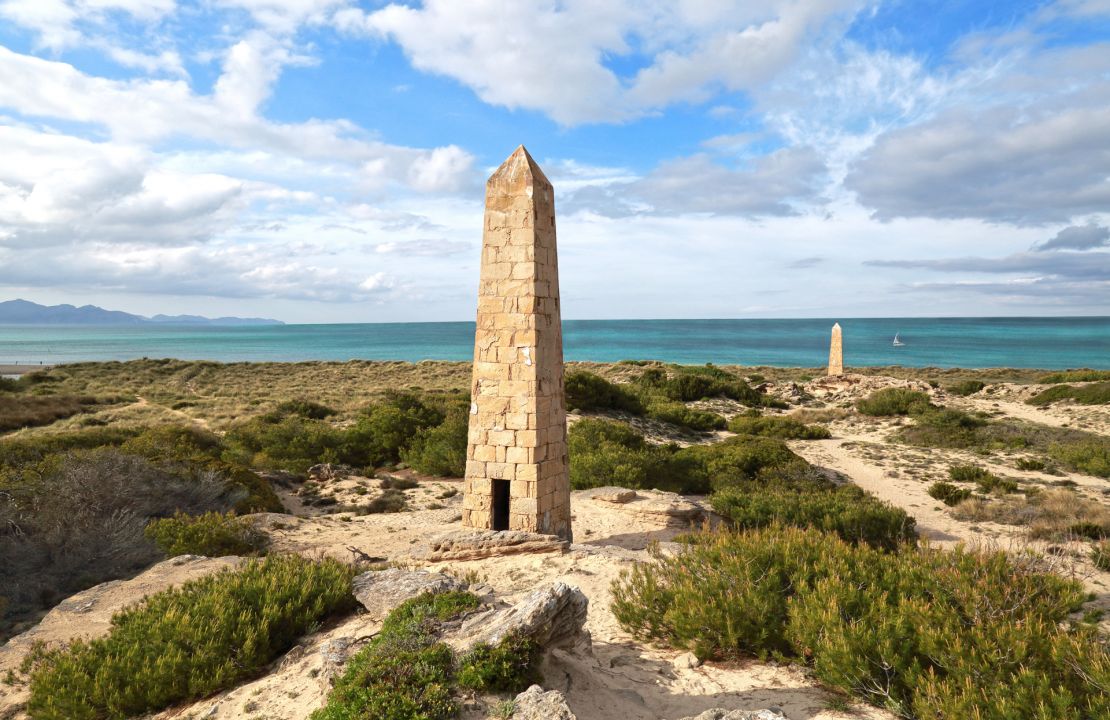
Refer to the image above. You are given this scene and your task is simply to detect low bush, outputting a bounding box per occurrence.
[947,380,986,396]
[727,415,830,440]
[710,485,915,550]
[456,634,543,692]
[1028,382,1110,407]
[896,408,989,448]
[856,388,933,416]
[643,400,726,430]
[565,371,643,413]
[1040,369,1110,384]
[1048,438,1110,478]
[949,464,1017,494]
[927,481,972,507]
[315,590,537,720]
[144,511,269,557]
[568,419,813,495]
[379,475,419,490]
[27,555,356,719]
[568,419,703,493]
[271,399,337,419]
[611,526,1107,720]
[1016,458,1046,471]
[0,395,101,432]
[362,488,408,514]
[402,408,468,476]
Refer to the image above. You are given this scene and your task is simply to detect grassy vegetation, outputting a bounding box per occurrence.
[611,526,1108,720]
[953,489,1110,542]
[26,555,356,720]
[948,464,1018,494]
[1040,369,1110,384]
[856,388,933,416]
[1028,382,1110,406]
[1092,541,1110,571]
[313,591,541,720]
[144,511,269,557]
[727,413,830,439]
[946,379,986,396]
[0,394,115,432]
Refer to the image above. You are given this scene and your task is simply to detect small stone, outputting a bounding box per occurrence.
[451,582,588,652]
[673,651,701,669]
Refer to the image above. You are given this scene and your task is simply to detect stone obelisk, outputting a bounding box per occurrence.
[828,322,844,376]
[462,146,571,541]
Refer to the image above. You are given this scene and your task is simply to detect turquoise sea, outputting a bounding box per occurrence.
[1,318,1108,369]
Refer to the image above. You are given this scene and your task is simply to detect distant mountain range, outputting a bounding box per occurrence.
[0,299,284,326]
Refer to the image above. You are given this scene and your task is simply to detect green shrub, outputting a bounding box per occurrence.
[568,419,820,496]
[856,388,932,416]
[362,488,408,514]
[897,408,989,449]
[947,380,986,396]
[1040,369,1110,384]
[948,464,992,483]
[727,415,830,439]
[0,395,100,432]
[1028,382,1110,406]
[564,371,643,413]
[680,435,807,491]
[949,465,1017,494]
[710,485,915,551]
[456,634,542,693]
[1092,541,1110,571]
[643,400,726,430]
[144,511,268,557]
[927,482,972,507]
[28,555,356,720]
[379,476,420,490]
[402,408,468,476]
[1016,458,1046,471]
[271,399,337,419]
[313,591,479,720]
[1048,438,1110,478]
[611,526,1106,720]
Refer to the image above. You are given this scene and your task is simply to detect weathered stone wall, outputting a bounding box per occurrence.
[828,322,843,376]
[463,146,572,540]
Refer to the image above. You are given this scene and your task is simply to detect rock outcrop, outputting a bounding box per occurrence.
[351,568,464,619]
[512,685,577,719]
[450,582,588,652]
[590,488,637,504]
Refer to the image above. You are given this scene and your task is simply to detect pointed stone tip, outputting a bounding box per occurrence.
[489,144,551,189]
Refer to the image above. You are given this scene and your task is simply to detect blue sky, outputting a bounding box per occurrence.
[0,0,1107,323]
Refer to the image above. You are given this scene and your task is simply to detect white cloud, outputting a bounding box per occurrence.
[337,0,865,125]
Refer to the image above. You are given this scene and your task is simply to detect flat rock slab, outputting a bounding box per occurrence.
[589,488,638,504]
[679,710,787,720]
[415,529,569,562]
[351,568,464,620]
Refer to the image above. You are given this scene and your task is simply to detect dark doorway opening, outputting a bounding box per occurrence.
[492,479,510,531]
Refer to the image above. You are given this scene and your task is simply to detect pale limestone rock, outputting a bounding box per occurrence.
[828,322,843,377]
[414,529,568,562]
[679,710,787,720]
[350,568,463,619]
[673,651,702,669]
[590,488,638,504]
[464,145,572,541]
[449,582,588,652]
[511,685,577,720]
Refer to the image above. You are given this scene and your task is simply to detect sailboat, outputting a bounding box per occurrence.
[892,332,905,347]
